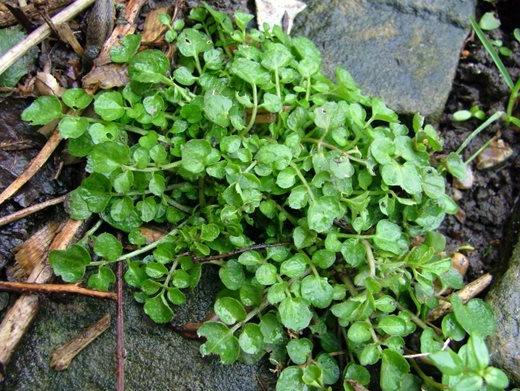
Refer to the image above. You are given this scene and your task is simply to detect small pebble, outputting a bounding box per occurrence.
[451,252,469,276]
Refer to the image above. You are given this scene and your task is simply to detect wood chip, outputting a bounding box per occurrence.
[476,139,513,170]
[51,314,111,371]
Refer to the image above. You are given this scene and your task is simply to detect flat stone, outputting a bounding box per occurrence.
[1,268,273,390]
[487,232,520,384]
[292,0,475,117]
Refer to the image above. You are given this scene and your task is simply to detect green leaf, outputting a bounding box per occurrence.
[300,275,333,309]
[58,116,89,139]
[129,49,170,83]
[198,321,240,364]
[441,313,466,341]
[344,363,370,386]
[219,260,245,290]
[177,28,212,58]
[429,350,463,375]
[94,91,125,121]
[255,263,278,286]
[0,26,37,87]
[451,296,495,336]
[93,232,123,261]
[483,367,509,389]
[314,102,347,130]
[287,338,313,365]
[347,321,372,343]
[445,152,467,180]
[214,297,246,325]
[88,141,130,174]
[308,196,345,233]
[316,353,340,385]
[373,220,406,254]
[62,88,93,109]
[21,96,62,125]
[49,245,91,283]
[256,143,293,171]
[111,34,141,63]
[378,315,408,337]
[230,58,271,86]
[262,93,282,113]
[311,249,336,269]
[181,139,214,174]
[280,253,308,278]
[144,295,174,323]
[279,297,312,331]
[380,349,410,391]
[204,91,232,127]
[276,367,306,391]
[238,323,264,354]
[453,110,472,122]
[87,266,116,291]
[145,262,168,278]
[479,12,501,31]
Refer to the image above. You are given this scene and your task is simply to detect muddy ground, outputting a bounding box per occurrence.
[440,0,520,279]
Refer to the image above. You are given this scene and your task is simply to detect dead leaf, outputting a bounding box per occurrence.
[142,7,169,45]
[82,64,129,94]
[34,72,64,97]
[476,139,513,169]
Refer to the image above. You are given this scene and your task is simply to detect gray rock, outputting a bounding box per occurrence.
[1,268,273,391]
[292,0,475,117]
[487,234,520,385]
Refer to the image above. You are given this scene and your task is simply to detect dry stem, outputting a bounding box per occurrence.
[0,219,85,382]
[427,273,493,321]
[51,313,111,371]
[0,0,95,76]
[0,195,66,227]
[0,281,116,300]
[0,130,62,207]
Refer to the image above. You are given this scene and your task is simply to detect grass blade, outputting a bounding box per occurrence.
[470,17,514,90]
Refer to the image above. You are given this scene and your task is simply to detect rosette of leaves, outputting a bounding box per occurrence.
[21,3,507,391]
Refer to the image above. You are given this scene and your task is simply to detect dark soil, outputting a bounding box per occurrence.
[440,1,520,280]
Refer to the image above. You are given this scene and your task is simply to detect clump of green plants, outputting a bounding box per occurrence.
[21,4,509,390]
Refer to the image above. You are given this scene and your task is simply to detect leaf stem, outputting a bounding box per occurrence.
[362,240,376,277]
[455,111,503,155]
[244,83,258,133]
[409,359,446,390]
[274,68,281,99]
[506,79,520,124]
[231,301,268,333]
[122,161,182,172]
[164,195,192,214]
[91,223,185,266]
[289,162,316,203]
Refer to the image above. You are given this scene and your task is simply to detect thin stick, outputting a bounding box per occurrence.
[427,273,493,321]
[0,219,84,382]
[116,261,125,391]
[50,314,111,371]
[0,281,116,300]
[0,0,95,76]
[195,243,288,263]
[0,195,66,227]
[0,0,71,28]
[0,130,62,207]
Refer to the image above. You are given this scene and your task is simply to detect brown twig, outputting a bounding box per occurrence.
[0,195,66,227]
[194,243,288,263]
[0,219,85,382]
[0,0,95,76]
[116,260,125,391]
[427,273,493,321]
[51,313,111,371]
[0,0,71,27]
[0,281,116,300]
[95,0,146,66]
[0,130,62,207]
